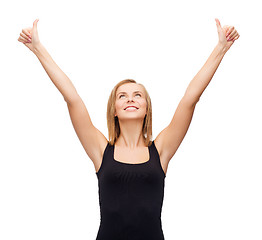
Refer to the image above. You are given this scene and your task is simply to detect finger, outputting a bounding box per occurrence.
[18,35,27,42]
[223,25,230,35]
[232,34,240,41]
[33,18,39,26]
[229,31,238,40]
[215,18,222,31]
[17,37,23,43]
[18,32,32,42]
[228,32,239,42]
[20,32,31,41]
[17,36,27,43]
[226,26,235,37]
[32,19,39,34]
[228,30,238,40]
[22,29,31,38]
[18,36,31,43]
[230,35,237,41]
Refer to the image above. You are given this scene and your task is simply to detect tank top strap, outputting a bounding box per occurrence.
[96,140,166,178]
[150,140,166,178]
[96,141,113,177]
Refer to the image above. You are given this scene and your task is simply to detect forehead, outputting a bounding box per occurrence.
[116,83,144,94]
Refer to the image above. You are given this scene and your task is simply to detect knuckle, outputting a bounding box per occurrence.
[22,29,29,36]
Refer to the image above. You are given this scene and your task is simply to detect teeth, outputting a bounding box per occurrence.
[125,107,137,110]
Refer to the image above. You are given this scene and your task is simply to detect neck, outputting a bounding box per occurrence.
[116,119,145,148]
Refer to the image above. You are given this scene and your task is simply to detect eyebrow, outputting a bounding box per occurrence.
[117,91,143,96]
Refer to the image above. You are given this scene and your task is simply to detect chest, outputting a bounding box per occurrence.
[113,146,150,164]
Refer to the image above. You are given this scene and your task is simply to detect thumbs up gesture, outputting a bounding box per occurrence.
[215,18,240,52]
[18,19,40,51]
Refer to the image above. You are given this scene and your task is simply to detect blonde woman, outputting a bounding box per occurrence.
[18,19,239,240]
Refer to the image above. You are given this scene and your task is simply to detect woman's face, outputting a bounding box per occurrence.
[115,83,147,121]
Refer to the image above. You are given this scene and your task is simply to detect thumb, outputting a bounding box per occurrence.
[30,19,40,44]
[215,18,223,32]
[32,19,39,33]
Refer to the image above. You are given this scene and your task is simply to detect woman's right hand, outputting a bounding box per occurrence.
[18,19,40,52]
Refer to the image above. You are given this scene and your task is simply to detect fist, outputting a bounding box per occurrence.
[18,19,40,51]
[215,18,240,51]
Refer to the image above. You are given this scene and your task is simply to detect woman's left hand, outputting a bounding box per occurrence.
[215,18,240,51]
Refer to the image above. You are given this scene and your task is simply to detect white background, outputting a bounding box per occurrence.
[1,0,261,239]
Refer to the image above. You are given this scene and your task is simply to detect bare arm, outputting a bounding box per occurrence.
[184,43,227,104]
[18,19,108,171]
[33,43,78,103]
[185,19,240,104]
[18,19,78,103]
[155,19,240,172]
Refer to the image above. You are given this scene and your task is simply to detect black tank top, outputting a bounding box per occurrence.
[95,140,166,240]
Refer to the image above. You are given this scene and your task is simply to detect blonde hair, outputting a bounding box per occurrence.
[107,79,152,147]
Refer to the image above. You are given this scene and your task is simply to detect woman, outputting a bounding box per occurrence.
[18,18,239,239]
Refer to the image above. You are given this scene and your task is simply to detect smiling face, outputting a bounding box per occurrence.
[115,83,147,121]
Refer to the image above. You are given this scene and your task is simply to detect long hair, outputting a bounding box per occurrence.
[107,79,152,146]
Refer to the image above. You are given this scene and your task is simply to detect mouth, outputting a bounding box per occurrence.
[124,106,139,110]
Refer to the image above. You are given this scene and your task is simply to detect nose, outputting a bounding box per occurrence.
[127,96,134,102]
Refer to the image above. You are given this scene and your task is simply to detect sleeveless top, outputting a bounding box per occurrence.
[95,140,166,240]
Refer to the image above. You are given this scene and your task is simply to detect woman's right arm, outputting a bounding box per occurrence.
[33,42,79,103]
[18,19,108,171]
[18,19,78,103]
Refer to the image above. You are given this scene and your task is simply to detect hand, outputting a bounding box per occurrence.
[17,19,40,51]
[215,18,240,52]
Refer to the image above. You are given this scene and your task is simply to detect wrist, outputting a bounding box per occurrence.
[216,42,228,55]
[32,42,44,55]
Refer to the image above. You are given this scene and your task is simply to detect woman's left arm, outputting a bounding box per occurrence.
[154,19,240,165]
[184,18,240,104]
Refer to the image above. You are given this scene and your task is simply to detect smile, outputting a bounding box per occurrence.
[124,106,139,110]
[124,106,138,110]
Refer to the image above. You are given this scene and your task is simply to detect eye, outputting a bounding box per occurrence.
[118,93,141,99]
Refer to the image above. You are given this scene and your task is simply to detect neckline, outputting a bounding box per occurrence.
[113,144,151,165]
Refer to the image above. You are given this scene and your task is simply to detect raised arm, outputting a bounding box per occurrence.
[18,19,108,172]
[18,19,78,103]
[183,19,240,104]
[154,19,240,173]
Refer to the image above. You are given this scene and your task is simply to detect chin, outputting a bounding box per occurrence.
[118,114,146,121]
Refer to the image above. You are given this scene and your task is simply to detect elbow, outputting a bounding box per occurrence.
[64,93,81,106]
[183,93,200,108]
